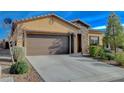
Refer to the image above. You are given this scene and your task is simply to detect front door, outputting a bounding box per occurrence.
[77,34,82,52]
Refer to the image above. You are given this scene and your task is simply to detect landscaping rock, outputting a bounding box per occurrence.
[105,60,120,66]
[0,77,14,82]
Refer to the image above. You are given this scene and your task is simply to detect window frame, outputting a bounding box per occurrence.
[89,36,99,45]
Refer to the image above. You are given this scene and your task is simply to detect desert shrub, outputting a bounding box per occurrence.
[89,45,115,60]
[105,53,115,60]
[89,45,104,58]
[115,53,124,65]
[99,48,106,59]
[89,46,99,57]
[100,48,115,60]
[11,46,25,61]
[10,59,29,74]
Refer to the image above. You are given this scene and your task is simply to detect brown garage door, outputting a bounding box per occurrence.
[26,34,69,55]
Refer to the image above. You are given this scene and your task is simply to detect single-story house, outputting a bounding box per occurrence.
[10,14,104,56]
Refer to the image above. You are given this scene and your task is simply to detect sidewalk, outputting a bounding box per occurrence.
[0,48,10,57]
[0,48,14,82]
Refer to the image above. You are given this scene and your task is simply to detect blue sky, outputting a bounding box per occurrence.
[0,11,124,40]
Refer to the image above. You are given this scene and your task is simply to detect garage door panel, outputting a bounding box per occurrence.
[27,34,69,55]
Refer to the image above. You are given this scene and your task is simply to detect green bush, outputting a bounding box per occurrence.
[89,45,104,58]
[115,53,124,65]
[105,53,115,60]
[89,46,96,57]
[89,45,115,60]
[99,48,106,59]
[11,46,25,61]
[10,59,29,74]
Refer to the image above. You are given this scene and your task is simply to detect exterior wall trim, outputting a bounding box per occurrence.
[25,30,71,36]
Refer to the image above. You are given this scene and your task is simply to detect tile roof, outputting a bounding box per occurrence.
[13,14,80,29]
[88,29,103,34]
[71,19,90,28]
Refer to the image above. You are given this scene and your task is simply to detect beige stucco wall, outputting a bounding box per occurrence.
[11,25,24,47]
[10,30,17,43]
[72,22,89,54]
[13,16,79,47]
[80,26,88,54]
[88,33,104,46]
[17,17,79,33]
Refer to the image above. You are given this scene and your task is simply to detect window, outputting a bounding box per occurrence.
[89,36,99,45]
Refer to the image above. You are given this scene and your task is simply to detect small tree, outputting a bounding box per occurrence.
[3,18,15,62]
[105,12,124,54]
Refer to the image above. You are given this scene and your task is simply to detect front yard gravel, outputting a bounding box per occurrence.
[0,58,44,82]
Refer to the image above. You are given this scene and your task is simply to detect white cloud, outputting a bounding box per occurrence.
[93,24,124,30]
[93,26,106,29]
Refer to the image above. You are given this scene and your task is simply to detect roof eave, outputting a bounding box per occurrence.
[71,19,91,28]
[13,14,80,29]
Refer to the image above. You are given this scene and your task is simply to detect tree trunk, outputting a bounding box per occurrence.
[113,25,117,54]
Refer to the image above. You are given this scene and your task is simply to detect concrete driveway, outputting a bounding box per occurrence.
[27,55,124,82]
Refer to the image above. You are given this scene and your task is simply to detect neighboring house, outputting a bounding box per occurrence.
[2,39,9,49]
[10,14,103,56]
[88,29,104,46]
